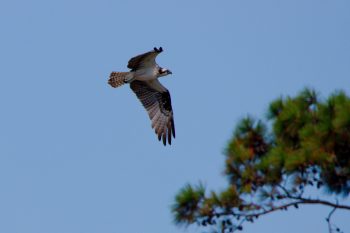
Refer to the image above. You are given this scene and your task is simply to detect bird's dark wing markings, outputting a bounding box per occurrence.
[130,80,175,145]
[127,47,163,70]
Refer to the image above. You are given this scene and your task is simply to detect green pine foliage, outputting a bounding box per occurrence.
[172,88,350,232]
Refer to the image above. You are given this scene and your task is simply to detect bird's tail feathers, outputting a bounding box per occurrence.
[108,72,134,88]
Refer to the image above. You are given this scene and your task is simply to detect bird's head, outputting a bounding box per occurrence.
[159,67,173,77]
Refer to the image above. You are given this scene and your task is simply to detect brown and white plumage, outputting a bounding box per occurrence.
[108,47,175,145]
[127,49,160,70]
[108,72,130,88]
[130,80,175,145]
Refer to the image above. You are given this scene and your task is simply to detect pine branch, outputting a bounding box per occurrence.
[295,198,350,211]
[213,198,350,220]
[276,184,350,211]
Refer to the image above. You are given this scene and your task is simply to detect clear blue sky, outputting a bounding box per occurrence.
[0,0,349,233]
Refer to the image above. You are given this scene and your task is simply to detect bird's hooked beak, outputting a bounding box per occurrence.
[167,70,173,75]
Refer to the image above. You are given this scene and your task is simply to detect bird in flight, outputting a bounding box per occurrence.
[108,47,175,146]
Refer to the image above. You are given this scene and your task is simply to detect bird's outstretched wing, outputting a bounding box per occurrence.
[130,79,175,145]
[127,47,163,71]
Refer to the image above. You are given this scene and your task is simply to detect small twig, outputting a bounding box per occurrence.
[326,206,337,233]
[277,184,292,198]
[234,219,245,232]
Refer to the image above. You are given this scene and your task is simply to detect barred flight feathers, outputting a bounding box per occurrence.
[130,80,175,145]
[108,72,129,88]
[108,47,175,146]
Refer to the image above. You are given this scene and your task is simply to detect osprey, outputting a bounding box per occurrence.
[108,47,175,146]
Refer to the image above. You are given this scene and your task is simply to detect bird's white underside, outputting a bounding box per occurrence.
[109,47,175,145]
[130,66,167,93]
